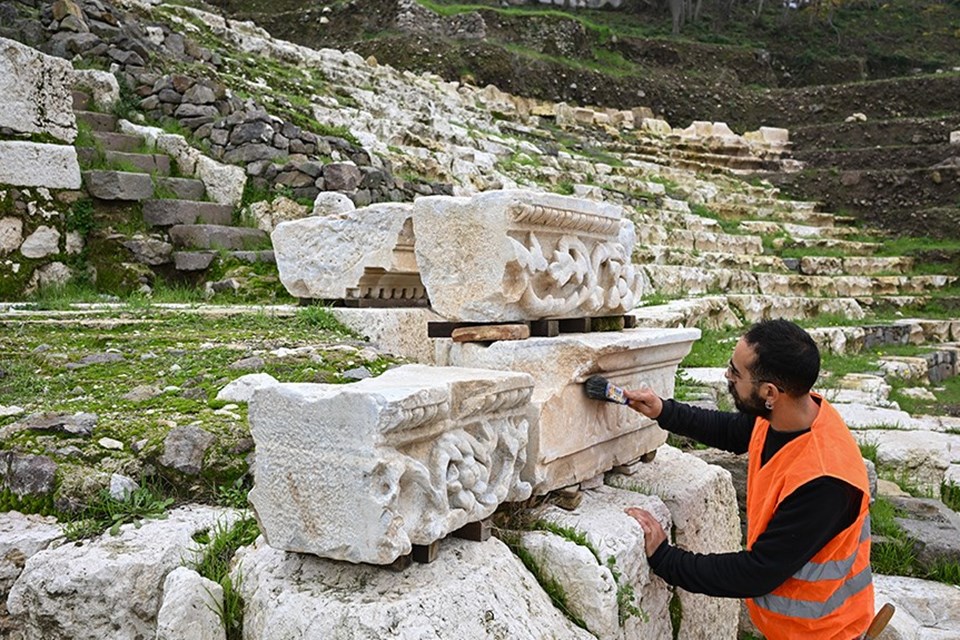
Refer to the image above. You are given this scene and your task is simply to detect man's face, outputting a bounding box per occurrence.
[724,339,771,419]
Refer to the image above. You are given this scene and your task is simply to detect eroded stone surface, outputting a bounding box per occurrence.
[0,511,63,601]
[248,364,534,564]
[873,574,960,640]
[0,37,76,142]
[235,535,596,640]
[0,142,81,190]
[7,505,238,640]
[529,486,675,639]
[607,445,740,640]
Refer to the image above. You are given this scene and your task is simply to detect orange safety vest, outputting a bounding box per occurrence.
[745,394,874,640]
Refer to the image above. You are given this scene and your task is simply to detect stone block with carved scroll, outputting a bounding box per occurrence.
[271,202,427,304]
[413,189,644,322]
[248,364,534,564]
[436,327,700,494]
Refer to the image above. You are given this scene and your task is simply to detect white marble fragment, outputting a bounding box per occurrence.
[438,327,698,494]
[413,189,643,321]
[248,364,534,564]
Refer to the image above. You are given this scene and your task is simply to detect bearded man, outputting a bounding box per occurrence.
[625,319,874,640]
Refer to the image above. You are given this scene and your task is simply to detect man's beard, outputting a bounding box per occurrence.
[728,381,771,419]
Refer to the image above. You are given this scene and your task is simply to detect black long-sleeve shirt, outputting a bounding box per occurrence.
[647,399,863,598]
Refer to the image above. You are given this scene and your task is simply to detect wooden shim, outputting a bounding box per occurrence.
[451,518,492,542]
[412,541,440,564]
[451,324,530,343]
[385,553,414,571]
[529,319,560,337]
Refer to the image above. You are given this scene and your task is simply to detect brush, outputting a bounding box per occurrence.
[584,375,629,405]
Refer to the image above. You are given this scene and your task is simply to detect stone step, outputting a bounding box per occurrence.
[635,246,793,273]
[72,90,90,111]
[630,294,866,329]
[168,224,269,251]
[771,236,882,256]
[738,220,862,240]
[636,248,916,276]
[154,177,206,201]
[642,264,957,298]
[75,110,118,132]
[77,148,172,175]
[710,202,839,227]
[82,170,154,201]
[173,250,276,271]
[635,225,764,255]
[143,200,233,227]
[797,255,915,276]
[92,131,145,153]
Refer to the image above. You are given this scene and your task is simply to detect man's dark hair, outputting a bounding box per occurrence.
[742,319,820,396]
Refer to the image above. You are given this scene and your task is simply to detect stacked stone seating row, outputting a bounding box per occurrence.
[73,90,271,273]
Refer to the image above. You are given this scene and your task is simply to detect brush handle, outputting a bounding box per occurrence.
[863,603,895,640]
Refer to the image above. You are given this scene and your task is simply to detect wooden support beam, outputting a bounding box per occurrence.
[451,518,492,542]
[412,541,440,564]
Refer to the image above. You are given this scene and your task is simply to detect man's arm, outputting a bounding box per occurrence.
[644,477,863,598]
[655,399,754,454]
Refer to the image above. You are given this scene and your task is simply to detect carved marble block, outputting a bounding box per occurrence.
[413,189,644,322]
[437,327,700,494]
[248,364,534,564]
[272,202,427,303]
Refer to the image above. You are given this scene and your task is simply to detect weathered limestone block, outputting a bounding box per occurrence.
[70,69,120,111]
[527,486,674,639]
[7,505,238,640]
[235,535,596,640]
[156,567,225,640]
[726,295,864,323]
[852,429,960,497]
[0,511,63,601]
[873,574,960,639]
[437,328,698,494]
[273,202,427,304]
[413,190,643,322]
[630,296,742,331]
[331,307,445,364]
[608,445,740,640]
[0,37,76,142]
[0,142,81,190]
[248,364,534,564]
[808,325,867,355]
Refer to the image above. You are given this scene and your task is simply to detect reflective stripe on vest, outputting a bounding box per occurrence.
[790,515,871,582]
[753,564,873,620]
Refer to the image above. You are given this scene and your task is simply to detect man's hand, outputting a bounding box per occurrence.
[625,507,667,557]
[624,385,663,419]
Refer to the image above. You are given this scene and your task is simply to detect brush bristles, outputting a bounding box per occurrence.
[584,375,629,405]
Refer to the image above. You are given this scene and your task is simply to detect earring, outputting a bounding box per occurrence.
[765,400,774,410]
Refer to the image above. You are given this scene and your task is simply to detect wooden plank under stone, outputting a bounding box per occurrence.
[451,518,493,542]
[299,298,431,309]
[412,541,440,564]
[451,324,530,343]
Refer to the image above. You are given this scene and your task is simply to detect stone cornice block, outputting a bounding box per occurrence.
[437,327,700,494]
[272,202,426,303]
[413,189,644,322]
[248,364,534,564]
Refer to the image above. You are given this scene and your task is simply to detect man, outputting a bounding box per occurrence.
[624,319,874,640]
